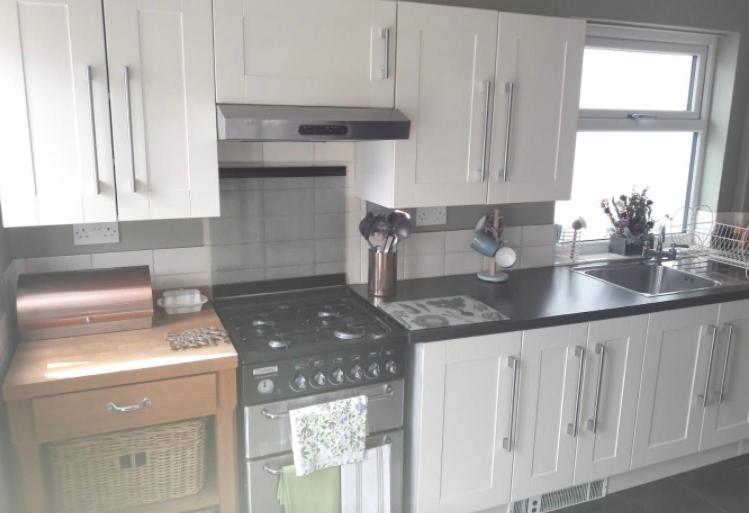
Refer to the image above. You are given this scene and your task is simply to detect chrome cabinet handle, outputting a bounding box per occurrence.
[699,325,719,407]
[502,356,519,451]
[586,343,606,433]
[501,81,515,182]
[124,66,136,193]
[567,345,586,437]
[107,397,151,414]
[85,65,100,196]
[381,28,391,79]
[260,385,394,420]
[716,323,734,404]
[479,80,493,183]
[262,435,393,475]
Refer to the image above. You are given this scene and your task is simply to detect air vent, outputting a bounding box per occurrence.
[510,479,608,513]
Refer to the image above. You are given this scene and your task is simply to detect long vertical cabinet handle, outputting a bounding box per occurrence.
[502,355,519,451]
[567,345,586,437]
[716,323,734,404]
[480,80,493,182]
[586,343,606,433]
[699,325,719,407]
[85,65,100,196]
[382,28,391,79]
[501,81,515,182]
[123,66,137,193]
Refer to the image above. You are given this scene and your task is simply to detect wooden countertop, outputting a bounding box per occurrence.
[3,305,238,402]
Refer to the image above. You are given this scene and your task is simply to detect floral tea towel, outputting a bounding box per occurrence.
[289,395,368,476]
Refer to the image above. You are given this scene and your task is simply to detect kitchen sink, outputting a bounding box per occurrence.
[575,262,722,297]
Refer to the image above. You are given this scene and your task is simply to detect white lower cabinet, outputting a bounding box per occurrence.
[631,305,720,469]
[510,324,589,500]
[573,315,648,484]
[409,332,520,513]
[701,299,749,450]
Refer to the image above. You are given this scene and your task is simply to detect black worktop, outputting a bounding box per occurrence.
[350,265,749,343]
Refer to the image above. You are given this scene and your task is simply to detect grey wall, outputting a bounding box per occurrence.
[409,0,749,213]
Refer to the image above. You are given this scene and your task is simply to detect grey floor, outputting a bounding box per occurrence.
[559,454,749,513]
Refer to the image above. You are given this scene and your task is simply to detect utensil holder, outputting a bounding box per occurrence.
[368,249,397,297]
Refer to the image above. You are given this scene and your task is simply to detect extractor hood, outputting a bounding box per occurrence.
[216,104,410,142]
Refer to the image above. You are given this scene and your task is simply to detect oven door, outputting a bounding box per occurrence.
[244,379,404,459]
[247,430,403,513]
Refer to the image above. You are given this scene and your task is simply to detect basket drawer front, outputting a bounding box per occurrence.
[33,374,217,442]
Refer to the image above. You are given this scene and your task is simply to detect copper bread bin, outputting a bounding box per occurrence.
[17,266,154,341]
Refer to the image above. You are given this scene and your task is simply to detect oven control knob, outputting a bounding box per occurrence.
[367,362,381,379]
[313,371,327,387]
[330,368,345,385]
[349,365,364,382]
[291,373,307,392]
[384,361,398,375]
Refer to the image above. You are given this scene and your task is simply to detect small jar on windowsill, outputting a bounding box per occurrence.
[608,234,654,256]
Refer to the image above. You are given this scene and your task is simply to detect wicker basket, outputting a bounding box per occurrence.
[47,418,207,513]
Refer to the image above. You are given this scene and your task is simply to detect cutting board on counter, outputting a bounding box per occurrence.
[379,295,508,330]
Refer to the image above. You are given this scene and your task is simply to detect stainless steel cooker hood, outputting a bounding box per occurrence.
[216,104,410,142]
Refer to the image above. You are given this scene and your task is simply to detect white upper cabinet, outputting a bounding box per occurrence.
[512,323,589,501]
[104,0,219,221]
[388,2,498,207]
[632,305,719,469]
[0,0,117,227]
[409,333,520,513]
[701,299,749,450]
[213,0,396,107]
[354,6,585,208]
[487,13,585,203]
[573,315,647,484]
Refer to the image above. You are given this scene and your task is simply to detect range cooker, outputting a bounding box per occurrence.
[214,285,406,513]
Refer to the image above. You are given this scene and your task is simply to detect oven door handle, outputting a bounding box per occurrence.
[260,385,395,420]
[262,435,393,476]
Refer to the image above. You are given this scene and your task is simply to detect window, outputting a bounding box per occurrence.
[555,25,716,241]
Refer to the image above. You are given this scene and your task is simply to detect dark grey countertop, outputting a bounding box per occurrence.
[350,263,749,343]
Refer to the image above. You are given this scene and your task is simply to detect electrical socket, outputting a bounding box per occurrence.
[416,207,447,226]
[73,222,120,245]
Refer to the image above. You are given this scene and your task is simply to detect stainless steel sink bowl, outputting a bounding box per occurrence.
[575,262,722,297]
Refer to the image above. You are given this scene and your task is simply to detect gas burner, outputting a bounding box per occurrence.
[268,339,290,350]
[334,327,365,340]
[252,319,275,327]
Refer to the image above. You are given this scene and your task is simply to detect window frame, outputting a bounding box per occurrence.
[566,24,718,244]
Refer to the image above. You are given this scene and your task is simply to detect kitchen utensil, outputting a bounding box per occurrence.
[393,214,412,241]
[470,231,501,257]
[495,246,518,268]
[368,248,397,297]
[359,213,374,248]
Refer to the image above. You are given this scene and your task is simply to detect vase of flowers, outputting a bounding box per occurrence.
[601,189,655,256]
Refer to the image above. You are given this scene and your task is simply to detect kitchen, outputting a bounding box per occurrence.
[2,1,749,513]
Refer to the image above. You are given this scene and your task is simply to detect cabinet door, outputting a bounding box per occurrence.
[0,0,116,227]
[213,0,395,107]
[105,0,219,221]
[392,2,497,207]
[574,315,647,484]
[512,323,588,501]
[701,299,749,450]
[487,13,584,204]
[410,333,521,513]
[632,305,719,469]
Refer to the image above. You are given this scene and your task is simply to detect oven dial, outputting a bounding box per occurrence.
[349,365,364,382]
[291,373,308,391]
[313,371,327,387]
[257,378,275,395]
[384,361,398,375]
[330,368,344,385]
[367,362,381,379]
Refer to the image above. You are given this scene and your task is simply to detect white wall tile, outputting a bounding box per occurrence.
[264,216,315,242]
[404,232,446,256]
[24,255,92,273]
[266,264,315,280]
[403,254,445,279]
[315,213,347,239]
[444,252,483,276]
[262,142,315,163]
[314,176,347,189]
[204,217,264,245]
[315,261,345,275]
[313,142,355,163]
[220,189,263,218]
[212,268,265,285]
[265,240,315,267]
[315,188,347,213]
[152,272,212,290]
[502,226,523,247]
[263,189,315,216]
[263,177,315,190]
[208,243,265,271]
[445,229,475,253]
[218,141,263,162]
[315,238,346,263]
[153,247,211,276]
[92,250,154,273]
[520,245,555,268]
[522,224,555,247]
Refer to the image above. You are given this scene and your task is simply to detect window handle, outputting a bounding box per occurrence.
[627,113,657,120]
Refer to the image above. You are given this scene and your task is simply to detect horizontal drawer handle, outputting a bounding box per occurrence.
[260,385,395,420]
[262,435,393,476]
[106,397,152,414]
